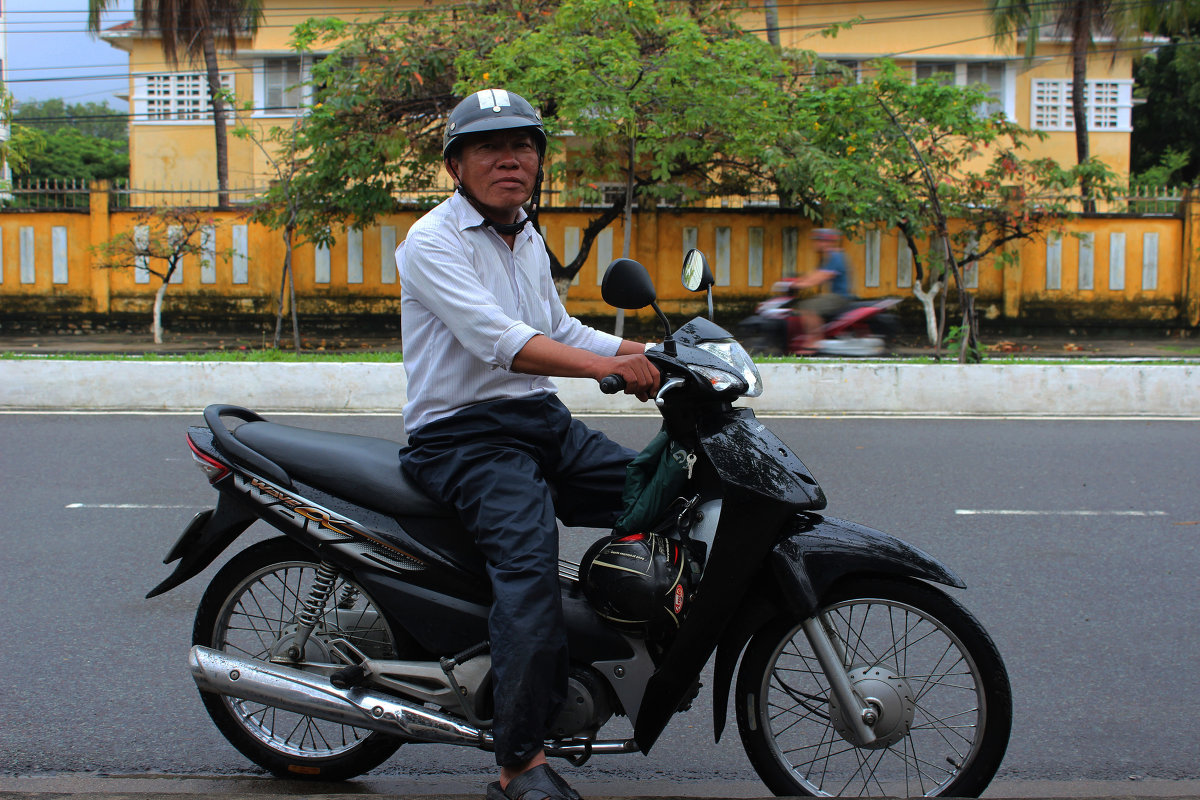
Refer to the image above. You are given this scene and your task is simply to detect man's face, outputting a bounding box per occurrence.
[448,129,540,222]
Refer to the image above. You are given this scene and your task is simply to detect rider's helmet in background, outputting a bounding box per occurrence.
[811,228,843,243]
[579,532,692,638]
[442,88,547,160]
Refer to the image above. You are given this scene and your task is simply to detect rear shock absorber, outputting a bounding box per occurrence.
[289,562,340,658]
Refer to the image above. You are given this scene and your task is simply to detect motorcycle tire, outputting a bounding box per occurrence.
[735,576,1011,798]
[193,536,406,780]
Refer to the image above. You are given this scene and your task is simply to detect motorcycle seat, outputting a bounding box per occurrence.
[231,421,455,519]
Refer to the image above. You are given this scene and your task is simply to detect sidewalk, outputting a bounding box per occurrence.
[1,327,1198,359]
[3,329,1199,417]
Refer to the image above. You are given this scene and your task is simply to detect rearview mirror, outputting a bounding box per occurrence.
[682,249,714,292]
[601,258,657,310]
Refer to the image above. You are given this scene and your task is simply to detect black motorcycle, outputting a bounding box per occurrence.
[151,251,1011,797]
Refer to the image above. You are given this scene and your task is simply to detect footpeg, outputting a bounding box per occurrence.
[330,661,371,689]
[328,638,373,688]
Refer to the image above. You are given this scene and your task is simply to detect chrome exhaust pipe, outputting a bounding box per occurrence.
[189,645,490,746]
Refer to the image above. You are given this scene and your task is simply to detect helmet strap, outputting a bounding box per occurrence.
[445,158,544,237]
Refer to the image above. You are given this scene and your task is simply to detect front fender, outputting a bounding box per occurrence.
[770,513,966,620]
[708,514,966,740]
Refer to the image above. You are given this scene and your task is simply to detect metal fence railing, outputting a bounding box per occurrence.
[106,180,263,210]
[0,178,1191,217]
[1,178,93,210]
[1119,184,1186,216]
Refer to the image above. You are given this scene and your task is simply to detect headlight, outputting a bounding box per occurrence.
[696,339,763,398]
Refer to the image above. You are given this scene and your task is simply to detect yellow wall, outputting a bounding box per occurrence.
[2,185,1196,328]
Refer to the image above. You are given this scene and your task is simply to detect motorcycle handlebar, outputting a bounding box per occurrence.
[599,374,626,394]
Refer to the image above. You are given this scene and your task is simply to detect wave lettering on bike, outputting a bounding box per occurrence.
[237,474,426,570]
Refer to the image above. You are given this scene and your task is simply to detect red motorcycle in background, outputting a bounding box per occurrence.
[738,278,902,356]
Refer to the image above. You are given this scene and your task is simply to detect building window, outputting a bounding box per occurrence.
[915,61,1010,118]
[134,72,234,122]
[255,56,324,116]
[1030,79,1133,132]
[265,57,303,111]
[915,62,956,84]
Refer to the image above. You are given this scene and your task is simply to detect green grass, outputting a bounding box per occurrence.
[1162,344,1200,356]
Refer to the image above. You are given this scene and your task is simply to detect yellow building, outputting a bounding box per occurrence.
[771,0,1135,174]
[101,0,1137,194]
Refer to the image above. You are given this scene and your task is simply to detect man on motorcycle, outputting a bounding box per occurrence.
[793,228,852,353]
[395,89,659,800]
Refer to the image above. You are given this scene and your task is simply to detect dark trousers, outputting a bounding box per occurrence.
[400,395,635,767]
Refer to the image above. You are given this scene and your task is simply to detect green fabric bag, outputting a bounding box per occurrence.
[613,427,693,535]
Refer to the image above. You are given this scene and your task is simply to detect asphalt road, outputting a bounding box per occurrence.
[1,412,1198,794]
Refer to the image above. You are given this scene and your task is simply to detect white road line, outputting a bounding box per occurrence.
[955,509,1169,516]
[66,503,198,509]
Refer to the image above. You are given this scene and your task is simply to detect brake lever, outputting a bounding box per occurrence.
[655,377,687,407]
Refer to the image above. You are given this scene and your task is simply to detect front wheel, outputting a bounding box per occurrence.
[193,537,405,780]
[736,577,1011,797]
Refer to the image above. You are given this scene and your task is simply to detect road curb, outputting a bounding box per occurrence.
[3,360,1199,416]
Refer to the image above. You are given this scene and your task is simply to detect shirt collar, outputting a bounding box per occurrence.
[449,190,532,238]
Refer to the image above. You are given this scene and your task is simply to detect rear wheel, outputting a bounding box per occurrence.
[736,577,1011,797]
[193,537,405,780]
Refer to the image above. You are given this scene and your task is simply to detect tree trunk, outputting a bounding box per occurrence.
[284,226,301,353]
[202,30,231,209]
[152,278,169,345]
[1071,0,1094,212]
[273,237,288,349]
[615,134,636,339]
[764,0,781,50]
[912,278,943,347]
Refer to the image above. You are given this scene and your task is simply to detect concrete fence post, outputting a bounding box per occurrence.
[1183,186,1200,328]
[88,180,112,314]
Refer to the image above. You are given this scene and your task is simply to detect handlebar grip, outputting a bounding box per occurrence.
[599,374,626,394]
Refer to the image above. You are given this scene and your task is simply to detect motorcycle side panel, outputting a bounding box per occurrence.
[633,490,796,753]
[354,568,636,666]
[697,408,826,510]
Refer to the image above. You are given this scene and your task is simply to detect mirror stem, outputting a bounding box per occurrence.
[652,303,676,356]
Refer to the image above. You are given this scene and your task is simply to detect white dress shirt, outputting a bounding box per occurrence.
[396,192,622,433]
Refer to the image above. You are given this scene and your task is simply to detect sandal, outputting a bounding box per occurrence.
[485,763,584,800]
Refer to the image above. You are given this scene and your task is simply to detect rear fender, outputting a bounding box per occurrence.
[146,493,255,598]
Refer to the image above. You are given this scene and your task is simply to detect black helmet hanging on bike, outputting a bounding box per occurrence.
[443,88,547,160]
[579,532,692,638]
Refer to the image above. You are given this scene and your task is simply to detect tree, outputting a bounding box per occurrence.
[13,98,128,141]
[279,0,789,291]
[1132,38,1200,184]
[87,0,264,207]
[770,60,1116,362]
[12,128,129,184]
[989,0,1200,209]
[231,113,307,352]
[277,0,555,246]
[91,208,225,344]
[0,85,37,179]
[459,0,790,290]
